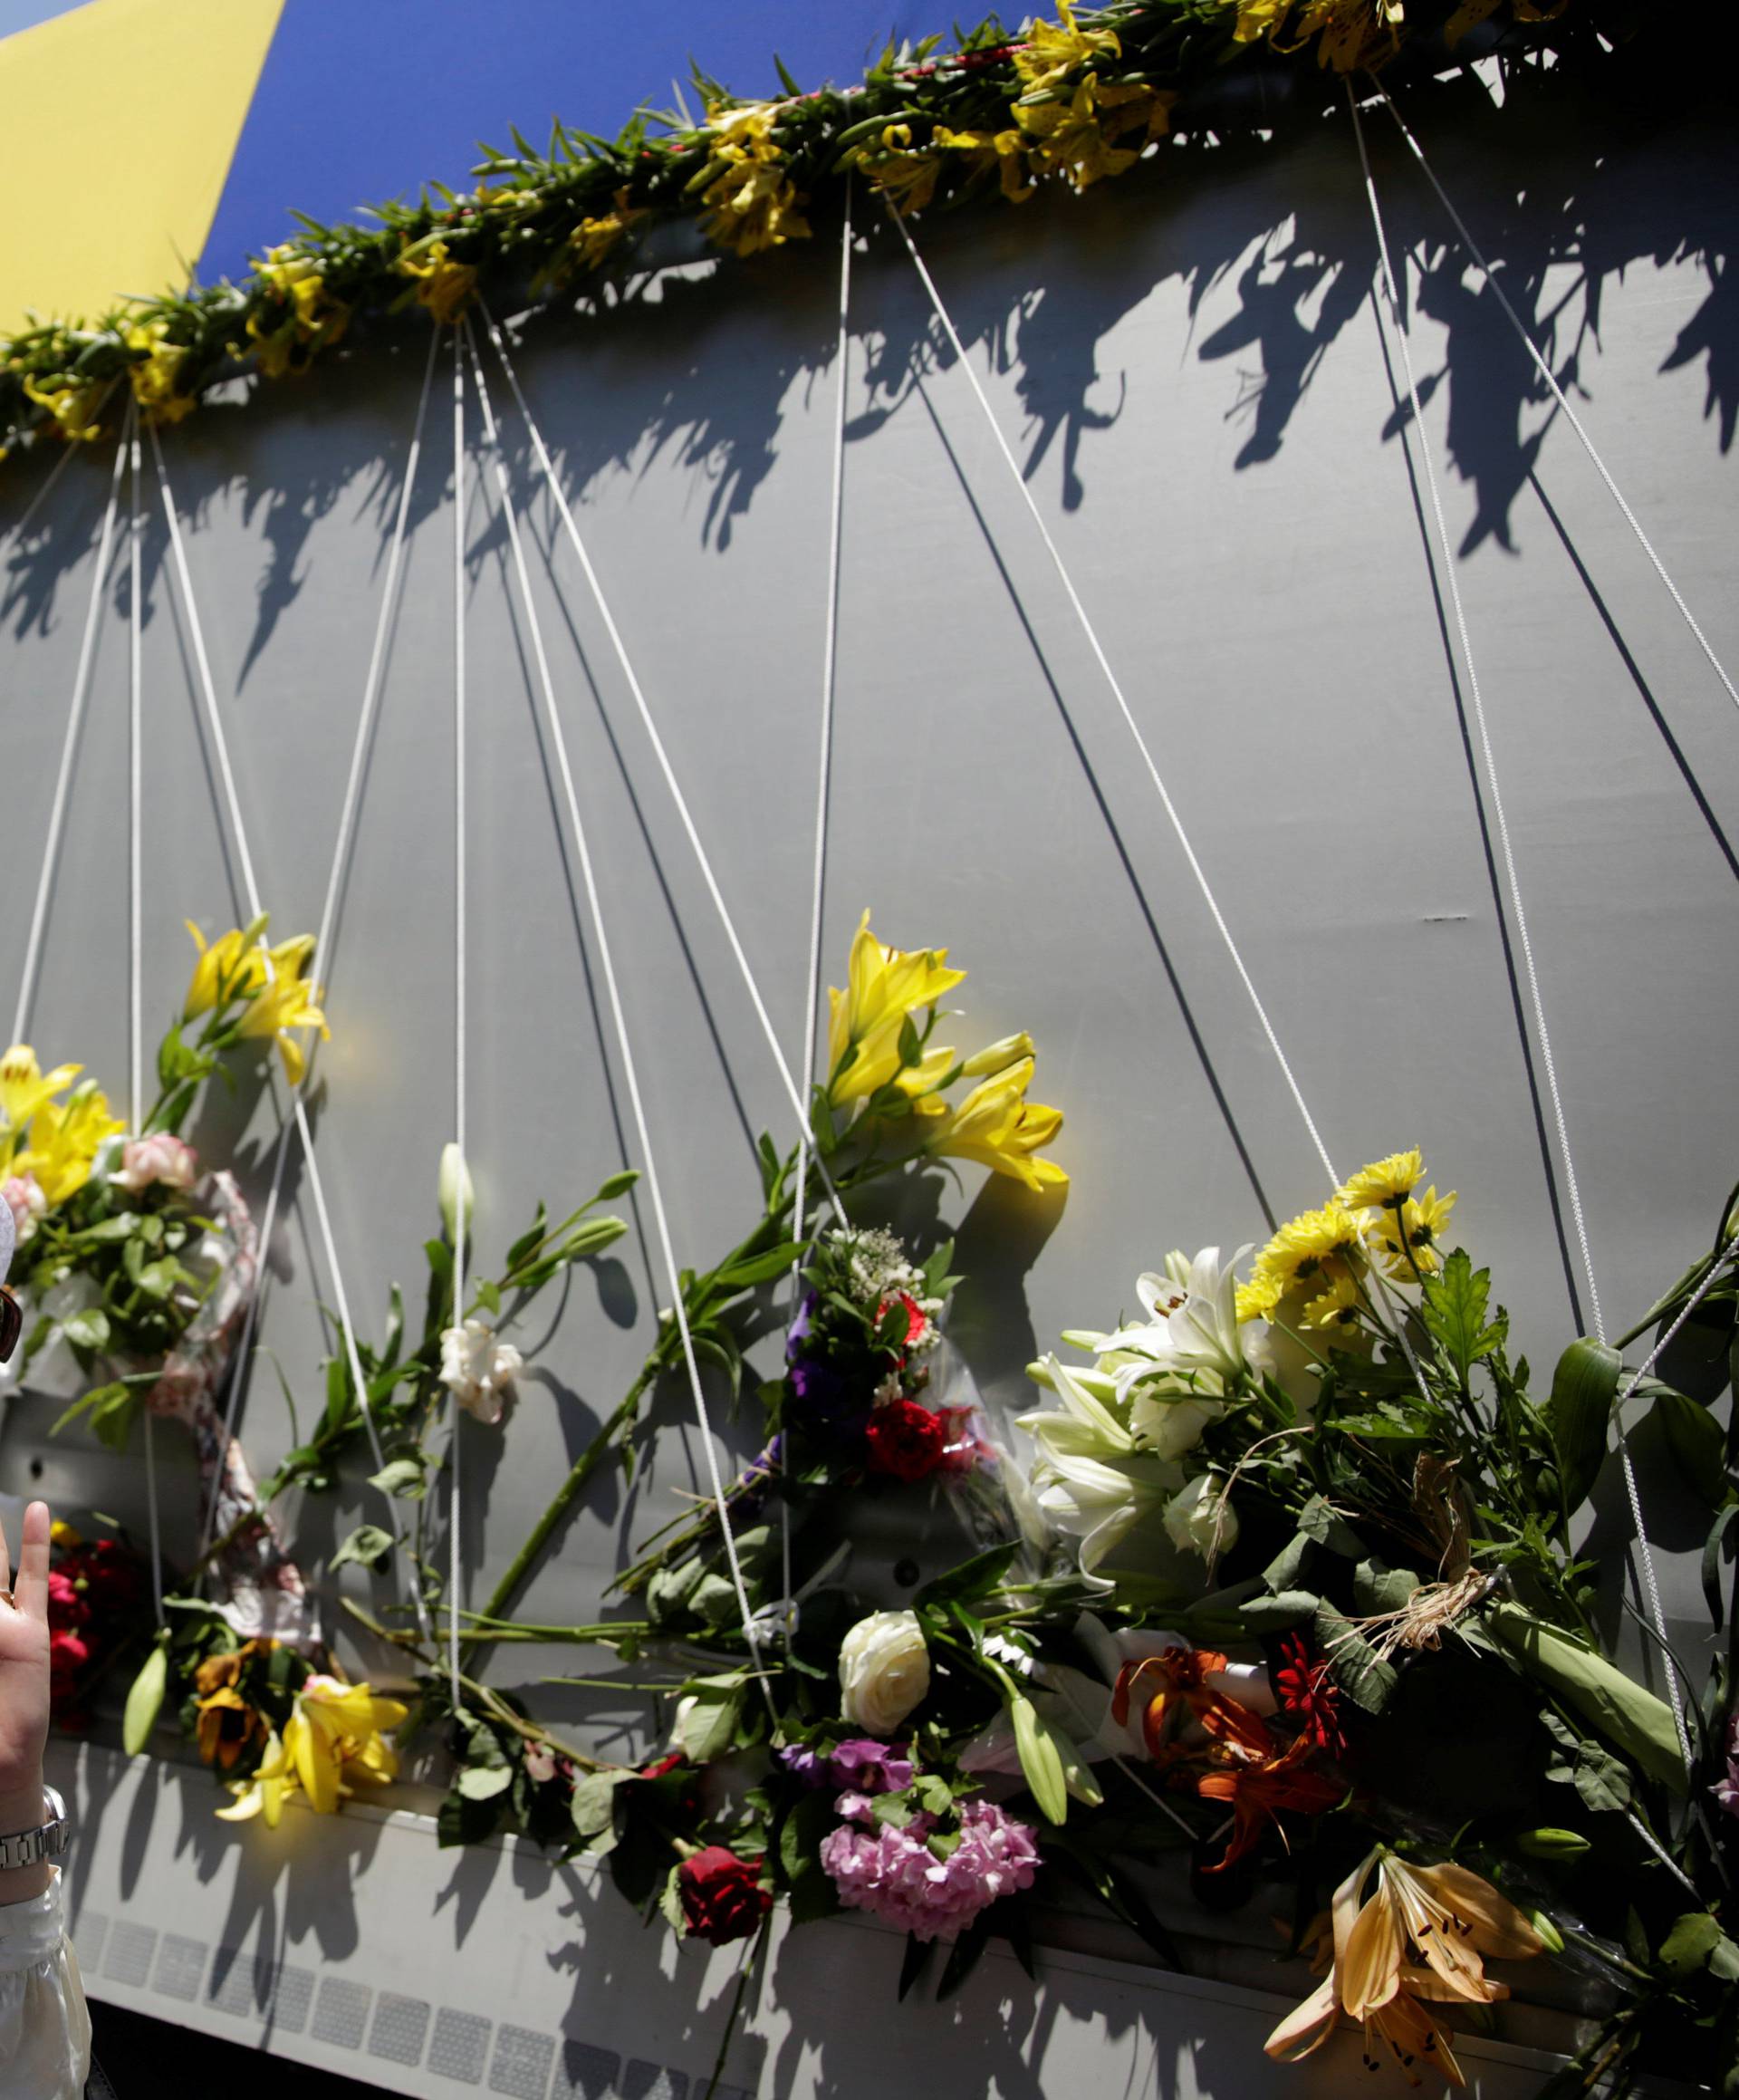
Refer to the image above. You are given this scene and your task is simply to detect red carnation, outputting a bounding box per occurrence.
[677,1846,771,1946]
[864,1398,948,1482]
[639,1752,685,1781]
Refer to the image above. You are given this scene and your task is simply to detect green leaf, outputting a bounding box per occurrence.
[62,1307,110,1353]
[1489,1603,1685,1794]
[1546,1338,1620,1517]
[1240,1590,1319,1633]
[1313,1602,1396,1714]
[329,1524,395,1575]
[715,1240,809,1290]
[915,1543,1019,1608]
[669,1681,745,1763]
[658,1863,687,1935]
[474,1278,502,1317]
[1297,1494,1364,1558]
[1702,1505,1736,1632]
[370,1451,430,1501]
[122,1642,168,1755]
[1421,1247,1504,1377]
[571,1768,629,1841]
[456,1762,514,1801]
[1352,1558,1419,1615]
[1540,1710,1632,1814]
[1658,1911,1723,1975]
[1262,1531,1312,1594]
[1650,1391,1725,1503]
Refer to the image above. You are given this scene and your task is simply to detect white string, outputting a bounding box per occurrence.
[462,318,776,1713]
[1349,91,1604,1347]
[449,332,468,1710]
[472,298,848,1229]
[2,434,78,552]
[124,395,166,1632]
[149,420,435,1641]
[887,202,1340,1191]
[197,326,442,1565]
[780,183,857,1640]
[11,432,128,1047]
[1350,92,1702,1785]
[1371,77,1739,719]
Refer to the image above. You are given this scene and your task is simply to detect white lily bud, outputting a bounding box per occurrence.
[438,1142,474,1242]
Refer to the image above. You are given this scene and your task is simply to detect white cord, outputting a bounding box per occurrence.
[125,397,167,1632]
[450,331,468,1711]
[463,319,776,1713]
[149,421,434,1641]
[1349,89,1603,1347]
[11,432,128,1047]
[1371,77,1739,718]
[197,326,442,1563]
[888,201,1340,1191]
[2,433,78,552]
[472,299,848,1228]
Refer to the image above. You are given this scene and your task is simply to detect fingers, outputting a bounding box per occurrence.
[14,1501,50,1625]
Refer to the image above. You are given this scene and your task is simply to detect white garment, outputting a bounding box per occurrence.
[0,1869,92,2099]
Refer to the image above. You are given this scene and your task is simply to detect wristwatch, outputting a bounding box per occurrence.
[0,1785,72,1872]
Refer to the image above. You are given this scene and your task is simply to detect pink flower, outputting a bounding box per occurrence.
[1714,1712,1739,1821]
[3,1173,46,1244]
[110,1133,197,1195]
[819,1797,1039,1941]
[524,1744,558,1786]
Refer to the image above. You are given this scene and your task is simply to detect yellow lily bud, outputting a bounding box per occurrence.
[961,1033,1034,1079]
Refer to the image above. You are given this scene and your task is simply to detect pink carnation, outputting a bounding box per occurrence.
[110,1133,197,1195]
[3,1173,46,1243]
[819,1797,1039,1942]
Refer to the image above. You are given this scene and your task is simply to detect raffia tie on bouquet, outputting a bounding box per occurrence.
[1335,1454,1497,1665]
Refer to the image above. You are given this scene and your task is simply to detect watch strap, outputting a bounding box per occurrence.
[0,1783,71,1872]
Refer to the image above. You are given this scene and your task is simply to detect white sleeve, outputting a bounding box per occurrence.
[0,1869,94,2100]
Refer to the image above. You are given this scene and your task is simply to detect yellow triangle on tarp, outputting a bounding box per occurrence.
[0,0,284,337]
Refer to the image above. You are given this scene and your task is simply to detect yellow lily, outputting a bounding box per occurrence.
[859,125,946,216]
[827,910,966,1106]
[934,123,1034,204]
[282,1674,408,1816]
[184,919,272,1018]
[0,1044,82,1155]
[566,188,643,275]
[23,375,106,444]
[398,240,476,325]
[235,938,329,1084]
[929,1056,1067,1191]
[14,1084,124,1207]
[697,101,812,259]
[215,1727,299,1828]
[1017,81,1143,192]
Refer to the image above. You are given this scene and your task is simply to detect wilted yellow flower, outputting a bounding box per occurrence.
[23,375,106,445]
[697,101,812,259]
[827,910,966,1106]
[215,1726,298,1827]
[567,188,644,274]
[399,239,477,325]
[14,1083,124,1207]
[934,124,1034,204]
[123,321,194,426]
[1013,0,1121,94]
[929,1056,1067,1191]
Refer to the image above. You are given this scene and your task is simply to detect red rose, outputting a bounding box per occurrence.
[677,1847,771,1946]
[639,1752,685,1781]
[864,1398,947,1482]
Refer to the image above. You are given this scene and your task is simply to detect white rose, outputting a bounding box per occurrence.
[838,1609,930,1734]
[1163,1471,1238,1559]
[110,1133,198,1194]
[440,1317,524,1425]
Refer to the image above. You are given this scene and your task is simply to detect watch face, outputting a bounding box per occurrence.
[0,1286,21,1365]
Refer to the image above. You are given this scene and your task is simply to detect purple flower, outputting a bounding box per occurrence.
[819,1799,1040,1942]
[778,1744,829,1789]
[1714,1712,1739,1821]
[830,1738,914,1795]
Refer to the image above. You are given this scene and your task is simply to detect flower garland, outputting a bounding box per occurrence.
[0,0,1597,466]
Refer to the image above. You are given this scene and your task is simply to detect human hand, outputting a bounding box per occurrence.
[0,1499,52,1866]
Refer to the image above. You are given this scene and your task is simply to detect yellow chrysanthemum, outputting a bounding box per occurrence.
[1300,1267,1361,1333]
[1371,1185,1457,1277]
[1254,1200,1363,1294]
[1235,1273,1283,1324]
[1336,1148,1424,1213]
